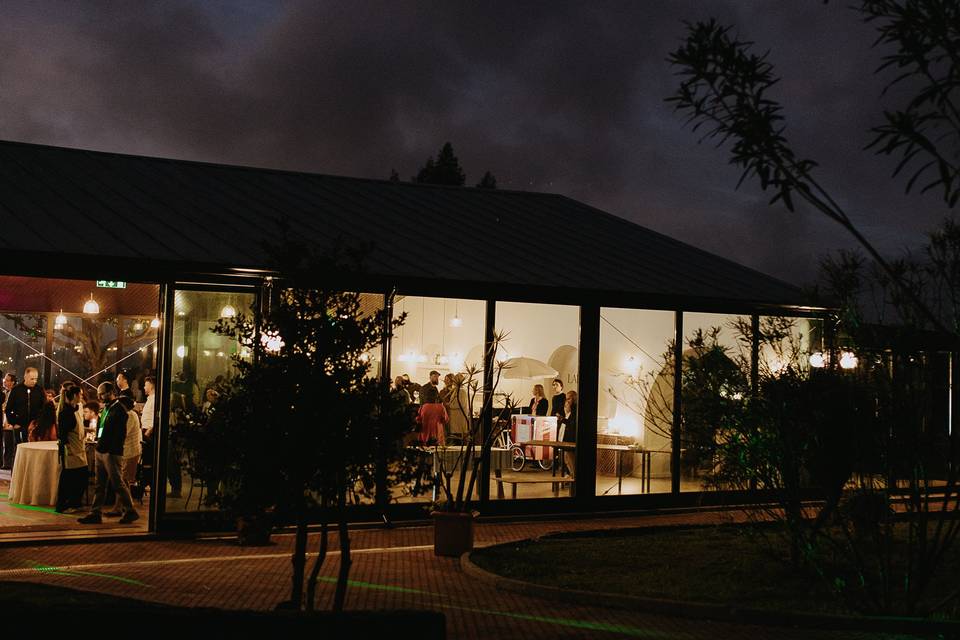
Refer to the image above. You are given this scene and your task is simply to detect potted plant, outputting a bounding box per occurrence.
[428,331,515,556]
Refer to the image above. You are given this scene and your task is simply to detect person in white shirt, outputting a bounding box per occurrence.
[141,376,156,440]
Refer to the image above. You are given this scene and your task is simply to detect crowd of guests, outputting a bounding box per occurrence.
[1,366,156,524]
[391,371,578,450]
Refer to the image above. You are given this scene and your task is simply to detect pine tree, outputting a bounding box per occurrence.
[414,142,466,186]
[389,169,400,182]
[476,171,497,189]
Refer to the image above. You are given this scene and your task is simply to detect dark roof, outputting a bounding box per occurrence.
[0,139,818,311]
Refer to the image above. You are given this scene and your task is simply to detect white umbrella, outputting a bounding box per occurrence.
[499,356,558,380]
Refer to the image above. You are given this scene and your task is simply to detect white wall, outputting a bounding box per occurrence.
[390,296,485,384]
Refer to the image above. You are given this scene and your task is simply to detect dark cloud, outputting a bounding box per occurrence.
[0,0,952,287]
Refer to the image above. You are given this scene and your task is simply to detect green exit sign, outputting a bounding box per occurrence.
[96,280,126,289]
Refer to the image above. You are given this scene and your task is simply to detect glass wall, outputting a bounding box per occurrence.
[679,312,750,492]
[491,301,579,500]
[389,295,485,504]
[597,308,676,495]
[165,289,256,513]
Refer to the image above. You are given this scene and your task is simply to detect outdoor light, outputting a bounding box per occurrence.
[150,316,161,329]
[809,352,826,368]
[261,330,284,353]
[220,304,237,319]
[54,309,66,330]
[176,345,187,358]
[83,294,100,315]
[839,351,858,370]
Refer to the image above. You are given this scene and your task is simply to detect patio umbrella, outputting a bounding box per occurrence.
[499,356,558,380]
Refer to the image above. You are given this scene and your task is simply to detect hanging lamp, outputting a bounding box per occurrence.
[83,294,100,315]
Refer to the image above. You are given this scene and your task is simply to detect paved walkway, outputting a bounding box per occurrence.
[0,510,920,639]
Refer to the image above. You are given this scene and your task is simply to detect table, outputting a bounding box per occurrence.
[596,443,634,494]
[8,441,60,506]
[412,446,512,500]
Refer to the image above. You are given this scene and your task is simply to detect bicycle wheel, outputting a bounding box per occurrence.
[510,445,526,472]
[538,457,554,471]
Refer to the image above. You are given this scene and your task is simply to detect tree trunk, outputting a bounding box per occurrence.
[306,500,329,612]
[333,485,351,612]
[290,509,308,609]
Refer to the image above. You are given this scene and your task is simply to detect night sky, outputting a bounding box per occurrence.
[1,1,953,288]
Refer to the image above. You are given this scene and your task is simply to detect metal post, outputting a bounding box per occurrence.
[478,299,495,504]
[750,315,760,396]
[376,291,393,511]
[153,283,175,534]
[672,311,683,495]
[575,305,599,502]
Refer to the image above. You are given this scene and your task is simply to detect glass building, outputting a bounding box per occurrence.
[0,141,835,538]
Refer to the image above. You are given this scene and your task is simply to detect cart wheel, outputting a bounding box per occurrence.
[538,458,554,471]
[510,446,526,472]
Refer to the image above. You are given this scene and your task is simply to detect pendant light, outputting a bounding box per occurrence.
[83,294,100,315]
[450,300,462,327]
[54,310,67,330]
[220,304,237,319]
[150,316,161,329]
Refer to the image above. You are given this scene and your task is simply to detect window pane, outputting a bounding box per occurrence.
[390,296,485,505]
[491,301,579,501]
[166,289,255,513]
[598,308,675,495]
[680,312,750,492]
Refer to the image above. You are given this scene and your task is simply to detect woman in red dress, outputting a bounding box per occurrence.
[417,384,448,446]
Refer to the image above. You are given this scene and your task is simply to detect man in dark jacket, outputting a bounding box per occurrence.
[4,367,44,452]
[1,372,17,469]
[78,382,139,525]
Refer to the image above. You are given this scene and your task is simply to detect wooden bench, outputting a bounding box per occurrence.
[494,477,575,499]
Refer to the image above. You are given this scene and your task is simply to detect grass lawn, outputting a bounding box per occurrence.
[470,524,960,620]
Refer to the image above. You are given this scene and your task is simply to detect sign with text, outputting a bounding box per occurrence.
[95,280,126,289]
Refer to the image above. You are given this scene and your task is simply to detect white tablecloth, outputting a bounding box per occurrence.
[8,441,60,506]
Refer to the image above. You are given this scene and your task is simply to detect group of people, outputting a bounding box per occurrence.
[1,366,157,524]
[391,371,579,450]
[393,370,471,446]
[528,378,578,444]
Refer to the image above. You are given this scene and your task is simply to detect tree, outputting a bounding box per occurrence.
[389,168,400,182]
[414,142,466,186]
[666,1,959,334]
[196,238,410,612]
[476,171,497,189]
[667,5,960,614]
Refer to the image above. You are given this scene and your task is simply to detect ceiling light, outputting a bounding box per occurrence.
[83,294,100,315]
[150,317,161,329]
[220,304,237,319]
[54,309,67,329]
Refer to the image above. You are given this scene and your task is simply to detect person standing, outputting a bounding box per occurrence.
[1,372,17,469]
[550,378,565,423]
[78,382,139,524]
[422,370,441,401]
[416,385,447,446]
[529,384,548,416]
[5,367,45,450]
[55,385,87,513]
[115,371,134,400]
[141,376,156,440]
[105,395,142,514]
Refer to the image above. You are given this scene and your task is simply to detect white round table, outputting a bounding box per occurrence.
[8,441,60,506]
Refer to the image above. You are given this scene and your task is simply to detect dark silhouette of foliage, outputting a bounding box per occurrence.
[476,171,497,189]
[414,142,466,186]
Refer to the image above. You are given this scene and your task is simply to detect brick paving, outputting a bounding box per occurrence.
[0,510,923,639]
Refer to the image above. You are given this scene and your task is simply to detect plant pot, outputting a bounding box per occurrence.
[432,510,477,557]
[236,515,272,546]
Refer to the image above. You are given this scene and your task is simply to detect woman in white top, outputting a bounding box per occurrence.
[55,386,87,513]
